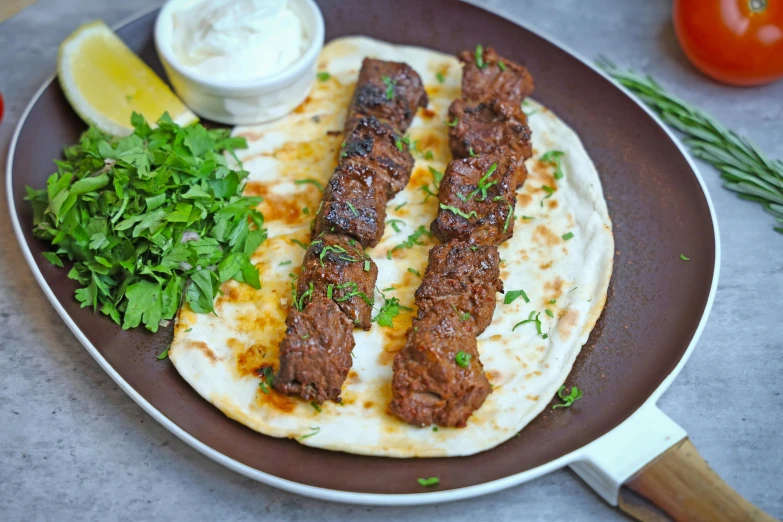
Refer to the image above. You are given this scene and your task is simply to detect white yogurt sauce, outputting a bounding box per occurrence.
[171,0,307,81]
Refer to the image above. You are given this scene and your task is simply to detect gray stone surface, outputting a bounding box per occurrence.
[0,0,781,520]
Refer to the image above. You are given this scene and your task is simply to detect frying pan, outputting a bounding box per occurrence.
[6,1,771,519]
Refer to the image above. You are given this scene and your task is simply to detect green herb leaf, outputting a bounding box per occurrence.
[373,290,412,328]
[316,72,331,82]
[540,150,565,180]
[552,385,583,409]
[680,253,690,261]
[447,117,459,127]
[407,267,420,277]
[436,72,445,84]
[157,346,169,360]
[387,225,431,260]
[439,203,478,220]
[388,219,405,233]
[455,351,471,367]
[382,75,396,100]
[42,252,63,267]
[562,231,574,241]
[295,178,324,191]
[310,401,322,413]
[26,113,261,335]
[475,44,485,69]
[299,426,320,439]
[498,60,506,71]
[545,308,554,318]
[504,289,530,304]
[417,477,440,487]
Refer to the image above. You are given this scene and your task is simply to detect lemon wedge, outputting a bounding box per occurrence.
[58,21,197,136]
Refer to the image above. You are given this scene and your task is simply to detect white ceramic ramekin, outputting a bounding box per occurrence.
[154,0,324,125]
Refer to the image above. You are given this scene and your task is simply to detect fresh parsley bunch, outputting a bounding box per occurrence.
[25,113,266,332]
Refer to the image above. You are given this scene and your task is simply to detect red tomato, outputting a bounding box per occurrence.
[673,0,783,86]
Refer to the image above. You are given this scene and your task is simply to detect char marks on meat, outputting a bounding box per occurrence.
[298,233,377,330]
[345,58,428,134]
[388,305,492,428]
[448,99,531,188]
[312,163,388,248]
[431,155,517,246]
[415,242,503,335]
[459,47,534,105]
[341,116,414,198]
[274,298,355,404]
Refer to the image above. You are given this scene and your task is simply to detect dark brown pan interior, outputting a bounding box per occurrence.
[9,0,715,494]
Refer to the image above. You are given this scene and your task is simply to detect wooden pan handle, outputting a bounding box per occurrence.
[617,437,777,522]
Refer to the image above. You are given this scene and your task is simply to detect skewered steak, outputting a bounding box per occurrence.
[448,99,531,188]
[345,58,428,134]
[341,116,415,198]
[312,162,389,248]
[459,46,534,105]
[389,303,492,428]
[414,242,503,335]
[431,155,517,245]
[297,233,377,330]
[274,297,355,404]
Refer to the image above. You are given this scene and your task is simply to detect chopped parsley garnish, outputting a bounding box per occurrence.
[310,401,322,413]
[540,185,555,207]
[475,44,485,69]
[504,289,530,304]
[498,60,506,71]
[293,282,314,311]
[407,268,421,277]
[334,281,373,306]
[316,72,331,81]
[318,244,357,266]
[295,178,324,191]
[447,117,459,127]
[326,284,334,299]
[455,350,471,367]
[373,290,411,328]
[299,426,320,439]
[387,225,431,259]
[466,163,498,201]
[428,166,444,187]
[468,147,479,157]
[440,203,478,220]
[562,231,574,241]
[382,286,396,292]
[550,299,557,304]
[420,183,438,202]
[388,219,405,233]
[25,112,264,332]
[680,254,690,261]
[279,260,292,266]
[545,309,554,318]
[291,239,308,249]
[436,72,445,84]
[552,386,583,409]
[424,150,434,160]
[433,427,438,432]
[364,259,371,272]
[157,346,169,360]
[520,215,534,220]
[452,304,471,321]
[512,310,543,335]
[503,203,514,233]
[395,138,404,152]
[382,75,396,100]
[258,366,275,394]
[417,477,440,487]
[540,150,565,180]
[395,201,407,211]
[346,201,359,216]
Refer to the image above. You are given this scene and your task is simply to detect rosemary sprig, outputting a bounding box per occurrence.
[597,58,783,234]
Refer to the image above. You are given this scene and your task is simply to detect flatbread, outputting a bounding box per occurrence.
[169,36,614,457]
